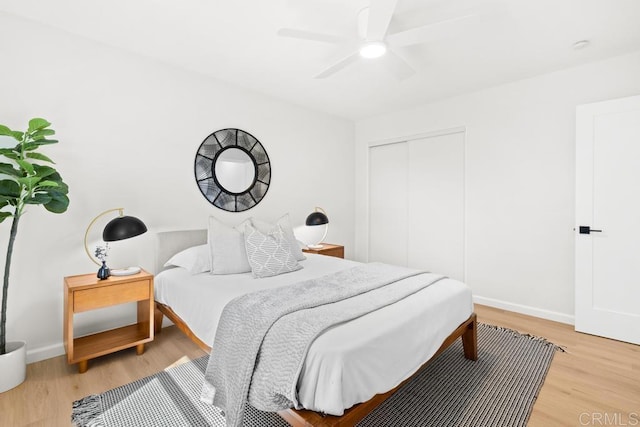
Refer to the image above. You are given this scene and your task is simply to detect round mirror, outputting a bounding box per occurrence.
[194,128,271,212]
[214,148,256,194]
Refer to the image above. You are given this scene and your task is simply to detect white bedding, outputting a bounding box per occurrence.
[155,254,473,415]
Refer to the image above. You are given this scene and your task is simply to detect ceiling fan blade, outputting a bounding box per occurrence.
[366,0,399,41]
[386,50,415,81]
[277,28,347,44]
[314,52,360,79]
[386,14,475,48]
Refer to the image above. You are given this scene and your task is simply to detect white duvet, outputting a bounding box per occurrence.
[155,254,473,415]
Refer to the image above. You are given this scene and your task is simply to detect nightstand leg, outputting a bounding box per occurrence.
[78,360,88,374]
[136,343,145,355]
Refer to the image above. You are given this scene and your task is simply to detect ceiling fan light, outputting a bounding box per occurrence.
[359,41,387,59]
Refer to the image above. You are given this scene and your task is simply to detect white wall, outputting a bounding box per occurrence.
[0,12,354,362]
[355,51,640,323]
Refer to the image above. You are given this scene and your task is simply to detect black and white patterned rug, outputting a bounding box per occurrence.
[72,323,562,427]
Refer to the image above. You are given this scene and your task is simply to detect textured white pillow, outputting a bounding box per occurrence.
[163,244,211,274]
[208,216,252,275]
[244,223,302,278]
[251,214,306,261]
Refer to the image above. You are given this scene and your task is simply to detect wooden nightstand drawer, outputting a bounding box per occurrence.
[74,279,150,312]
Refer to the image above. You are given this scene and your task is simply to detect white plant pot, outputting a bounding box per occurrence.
[0,341,26,393]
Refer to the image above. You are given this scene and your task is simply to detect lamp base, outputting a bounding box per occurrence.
[307,244,324,249]
[110,266,142,276]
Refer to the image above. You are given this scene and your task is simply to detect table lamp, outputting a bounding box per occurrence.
[84,208,147,278]
[305,207,329,249]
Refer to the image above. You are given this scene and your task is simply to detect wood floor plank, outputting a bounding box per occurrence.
[0,304,638,426]
[476,305,640,427]
[0,327,206,427]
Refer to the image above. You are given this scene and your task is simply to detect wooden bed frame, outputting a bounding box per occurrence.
[154,302,478,427]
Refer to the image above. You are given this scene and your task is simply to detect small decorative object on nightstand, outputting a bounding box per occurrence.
[63,269,154,373]
[303,243,344,259]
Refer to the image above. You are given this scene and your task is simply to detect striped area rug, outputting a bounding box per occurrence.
[72,323,562,427]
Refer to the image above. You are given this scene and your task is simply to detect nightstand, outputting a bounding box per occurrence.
[302,243,344,259]
[63,269,154,373]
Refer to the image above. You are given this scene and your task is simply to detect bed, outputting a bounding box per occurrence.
[152,229,477,427]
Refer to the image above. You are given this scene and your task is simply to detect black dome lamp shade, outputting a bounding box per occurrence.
[103,215,147,242]
[305,207,329,249]
[83,208,148,278]
[305,211,329,226]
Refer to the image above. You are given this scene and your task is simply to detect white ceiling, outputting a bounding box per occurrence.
[2,0,640,120]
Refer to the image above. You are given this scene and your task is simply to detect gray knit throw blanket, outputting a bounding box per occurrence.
[201,263,445,427]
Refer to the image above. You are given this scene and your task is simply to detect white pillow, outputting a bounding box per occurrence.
[251,214,306,261]
[244,223,302,278]
[163,244,211,275]
[208,216,252,275]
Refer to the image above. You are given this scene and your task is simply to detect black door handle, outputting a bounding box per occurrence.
[578,226,603,234]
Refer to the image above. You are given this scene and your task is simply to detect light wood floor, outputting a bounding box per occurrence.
[0,304,638,426]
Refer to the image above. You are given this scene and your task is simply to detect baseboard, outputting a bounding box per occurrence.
[26,300,570,364]
[27,342,65,364]
[473,295,575,325]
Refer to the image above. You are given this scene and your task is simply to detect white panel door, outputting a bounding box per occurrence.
[408,132,465,280]
[369,142,408,266]
[575,95,640,344]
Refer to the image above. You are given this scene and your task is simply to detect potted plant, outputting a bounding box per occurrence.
[0,118,69,392]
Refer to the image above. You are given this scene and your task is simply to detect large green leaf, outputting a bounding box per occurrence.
[31,129,55,140]
[44,191,69,213]
[0,163,21,177]
[17,176,41,187]
[0,148,19,159]
[33,164,56,179]
[25,192,52,205]
[40,170,68,193]
[0,180,20,197]
[38,180,59,187]
[0,195,14,204]
[32,139,58,146]
[0,197,15,209]
[26,152,55,164]
[55,181,68,194]
[16,159,35,175]
[20,143,38,152]
[0,211,12,223]
[28,118,51,133]
[0,125,13,136]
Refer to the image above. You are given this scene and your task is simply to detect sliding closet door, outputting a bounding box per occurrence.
[368,130,465,280]
[369,142,408,266]
[408,132,465,280]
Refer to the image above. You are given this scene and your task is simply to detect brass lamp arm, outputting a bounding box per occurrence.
[84,208,124,266]
[315,206,327,216]
[316,207,329,243]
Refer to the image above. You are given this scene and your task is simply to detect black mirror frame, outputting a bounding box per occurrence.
[194,128,271,212]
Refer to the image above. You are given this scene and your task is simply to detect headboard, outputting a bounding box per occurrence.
[154,229,207,274]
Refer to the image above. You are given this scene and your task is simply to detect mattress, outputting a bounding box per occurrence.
[155,253,473,415]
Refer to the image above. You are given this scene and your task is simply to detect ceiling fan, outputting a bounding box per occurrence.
[277,0,476,80]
